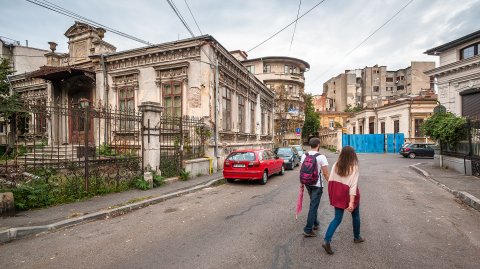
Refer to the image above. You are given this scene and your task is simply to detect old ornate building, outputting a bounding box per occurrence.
[8,22,275,169]
[231,51,309,146]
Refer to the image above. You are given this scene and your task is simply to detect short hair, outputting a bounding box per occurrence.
[309,137,320,148]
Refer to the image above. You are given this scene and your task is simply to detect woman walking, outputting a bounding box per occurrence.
[322,146,364,255]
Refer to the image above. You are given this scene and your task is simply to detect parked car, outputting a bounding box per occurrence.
[274,147,300,170]
[223,149,285,185]
[291,145,305,158]
[400,143,435,159]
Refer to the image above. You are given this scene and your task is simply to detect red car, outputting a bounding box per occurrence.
[223,149,285,185]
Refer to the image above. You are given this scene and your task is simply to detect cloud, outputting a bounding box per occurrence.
[1,0,479,95]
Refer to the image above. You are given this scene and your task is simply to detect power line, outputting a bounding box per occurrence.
[165,0,195,37]
[247,0,327,53]
[288,0,302,55]
[311,0,415,84]
[184,0,203,35]
[26,0,153,46]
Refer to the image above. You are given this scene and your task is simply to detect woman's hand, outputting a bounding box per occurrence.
[346,202,354,212]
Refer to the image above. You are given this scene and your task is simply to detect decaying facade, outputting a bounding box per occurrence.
[231,52,309,146]
[8,22,275,170]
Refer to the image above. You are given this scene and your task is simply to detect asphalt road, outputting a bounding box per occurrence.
[1,151,480,269]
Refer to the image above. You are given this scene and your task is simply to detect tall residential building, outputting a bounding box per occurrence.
[232,52,310,146]
[323,62,435,112]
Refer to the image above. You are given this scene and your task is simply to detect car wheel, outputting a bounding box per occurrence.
[408,152,416,159]
[279,165,285,175]
[226,178,235,183]
[259,171,268,185]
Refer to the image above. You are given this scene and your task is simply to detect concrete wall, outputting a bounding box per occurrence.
[184,158,212,177]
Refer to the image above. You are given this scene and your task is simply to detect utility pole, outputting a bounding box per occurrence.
[214,55,219,166]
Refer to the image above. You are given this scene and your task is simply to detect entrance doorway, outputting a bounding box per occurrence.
[65,75,94,145]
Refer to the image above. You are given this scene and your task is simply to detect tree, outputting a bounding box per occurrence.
[421,112,467,146]
[302,94,320,139]
[0,58,25,155]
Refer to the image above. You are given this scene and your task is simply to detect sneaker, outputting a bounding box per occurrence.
[322,242,334,255]
[354,237,365,243]
[303,231,317,237]
[313,225,320,231]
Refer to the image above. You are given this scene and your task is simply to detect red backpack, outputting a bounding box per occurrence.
[299,152,321,185]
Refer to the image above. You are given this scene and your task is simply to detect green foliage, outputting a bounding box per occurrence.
[344,104,363,113]
[159,157,180,178]
[302,94,320,139]
[133,176,150,190]
[421,112,467,146]
[195,126,212,141]
[1,165,141,210]
[179,169,191,181]
[0,57,14,95]
[97,143,116,156]
[152,171,165,187]
[8,179,55,210]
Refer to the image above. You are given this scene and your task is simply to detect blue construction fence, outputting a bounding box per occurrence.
[341,133,405,153]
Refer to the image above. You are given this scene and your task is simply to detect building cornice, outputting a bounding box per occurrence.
[425,55,480,77]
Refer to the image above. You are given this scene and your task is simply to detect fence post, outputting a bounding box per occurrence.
[84,105,90,193]
[138,102,163,173]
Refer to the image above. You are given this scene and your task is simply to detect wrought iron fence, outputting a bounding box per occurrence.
[0,100,143,191]
[156,115,209,178]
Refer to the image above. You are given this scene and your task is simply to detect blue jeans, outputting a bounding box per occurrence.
[304,185,323,233]
[324,206,361,243]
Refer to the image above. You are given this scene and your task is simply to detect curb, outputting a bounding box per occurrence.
[0,176,224,244]
[409,164,480,212]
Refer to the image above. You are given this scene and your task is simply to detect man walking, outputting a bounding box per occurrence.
[300,137,330,237]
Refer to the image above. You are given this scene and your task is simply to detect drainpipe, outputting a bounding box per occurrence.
[408,98,413,142]
[214,47,219,164]
[101,54,109,144]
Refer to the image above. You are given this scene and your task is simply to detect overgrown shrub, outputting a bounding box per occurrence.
[152,171,165,187]
[133,176,150,190]
[179,169,191,181]
[421,112,467,146]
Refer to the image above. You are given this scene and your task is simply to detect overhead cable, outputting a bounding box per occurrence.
[184,0,203,35]
[311,0,415,84]
[247,0,327,53]
[288,0,302,55]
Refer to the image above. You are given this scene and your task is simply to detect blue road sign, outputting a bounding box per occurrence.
[295,128,301,135]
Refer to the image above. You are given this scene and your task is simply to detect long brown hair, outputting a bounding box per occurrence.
[335,146,358,177]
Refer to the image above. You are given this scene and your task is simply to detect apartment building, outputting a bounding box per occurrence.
[232,52,310,146]
[324,62,435,112]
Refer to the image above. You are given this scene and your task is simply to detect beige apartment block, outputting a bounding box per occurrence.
[7,22,276,170]
[324,62,435,112]
[233,53,310,146]
[425,30,480,119]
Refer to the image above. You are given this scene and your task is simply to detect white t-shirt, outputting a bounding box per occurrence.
[300,151,329,187]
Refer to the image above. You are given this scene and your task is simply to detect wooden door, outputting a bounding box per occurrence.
[69,90,94,145]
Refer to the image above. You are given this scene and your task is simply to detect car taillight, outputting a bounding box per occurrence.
[248,161,260,167]
[405,148,410,151]
[225,161,231,167]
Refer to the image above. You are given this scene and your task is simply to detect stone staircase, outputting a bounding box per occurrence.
[22,146,79,164]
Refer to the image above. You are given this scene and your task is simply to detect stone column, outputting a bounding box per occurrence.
[365,117,370,134]
[355,120,359,135]
[139,101,163,172]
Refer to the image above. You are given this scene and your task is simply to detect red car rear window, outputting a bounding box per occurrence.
[227,152,256,161]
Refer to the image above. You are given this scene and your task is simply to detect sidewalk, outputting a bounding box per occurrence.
[410,162,480,212]
[0,172,224,243]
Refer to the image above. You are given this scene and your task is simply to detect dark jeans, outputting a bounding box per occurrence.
[304,185,323,233]
[324,205,361,243]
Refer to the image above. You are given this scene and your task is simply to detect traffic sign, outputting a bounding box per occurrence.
[295,127,301,136]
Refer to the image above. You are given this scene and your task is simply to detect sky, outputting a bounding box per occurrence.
[1,0,479,95]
